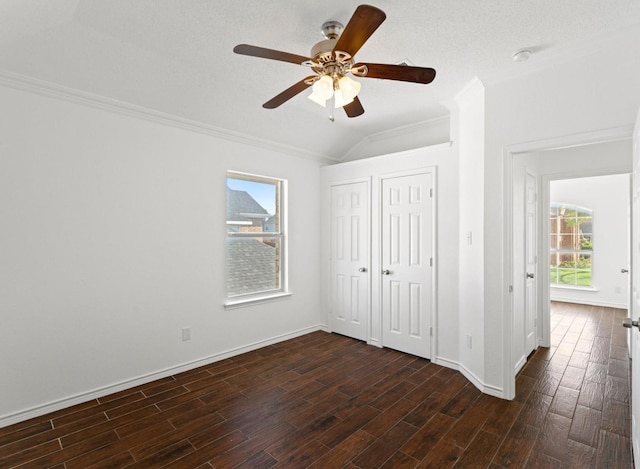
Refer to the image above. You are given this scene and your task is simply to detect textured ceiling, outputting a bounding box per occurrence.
[1,0,639,160]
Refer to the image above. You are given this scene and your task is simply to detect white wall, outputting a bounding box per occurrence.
[341,116,450,162]
[550,174,629,307]
[320,143,460,367]
[453,78,487,390]
[0,85,325,426]
[484,25,640,395]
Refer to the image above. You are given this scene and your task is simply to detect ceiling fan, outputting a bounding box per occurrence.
[233,4,436,120]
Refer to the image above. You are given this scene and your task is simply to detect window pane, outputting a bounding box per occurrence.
[226,177,279,233]
[549,252,591,286]
[226,237,281,297]
[550,202,593,288]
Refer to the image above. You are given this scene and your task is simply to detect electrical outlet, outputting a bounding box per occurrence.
[466,334,472,349]
[182,327,191,341]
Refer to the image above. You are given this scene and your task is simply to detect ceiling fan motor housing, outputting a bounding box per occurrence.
[311,38,338,58]
[309,22,358,83]
[310,20,345,62]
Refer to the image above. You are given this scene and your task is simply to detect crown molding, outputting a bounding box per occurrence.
[341,115,450,162]
[0,70,340,165]
[505,125,633,155]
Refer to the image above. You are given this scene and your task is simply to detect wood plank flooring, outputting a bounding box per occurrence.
[0,302,632,468]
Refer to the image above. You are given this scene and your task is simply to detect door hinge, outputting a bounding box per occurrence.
[430,258,433,267]
[509,285,513,293]
[430,188,433,198]
[430,327,433,337]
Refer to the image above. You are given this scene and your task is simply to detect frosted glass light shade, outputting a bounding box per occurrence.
[333,88,354,108]
[312,76,334,100]
[308,92,327,107]
[338,76,361,101]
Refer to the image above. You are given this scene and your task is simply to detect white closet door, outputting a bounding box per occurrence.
[381,173,433,358]
[330,182,369,341]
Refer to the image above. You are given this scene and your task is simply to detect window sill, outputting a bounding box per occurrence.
[224,292,292,310]
[551,284,599,293]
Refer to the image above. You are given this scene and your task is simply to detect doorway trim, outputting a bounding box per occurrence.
[502,125,633,400]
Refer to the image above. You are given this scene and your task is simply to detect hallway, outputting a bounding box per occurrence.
[513,301,632,466]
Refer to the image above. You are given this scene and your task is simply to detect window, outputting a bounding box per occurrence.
[225,171,286,303]
[550,203,593,287]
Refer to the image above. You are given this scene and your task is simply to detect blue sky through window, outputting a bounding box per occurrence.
[227,177,276,215]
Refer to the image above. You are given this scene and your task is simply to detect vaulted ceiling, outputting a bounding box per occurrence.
[1,1,639,160]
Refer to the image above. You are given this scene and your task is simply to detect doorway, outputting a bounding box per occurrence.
[507,137,633,399]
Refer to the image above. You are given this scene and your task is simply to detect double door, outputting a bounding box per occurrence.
[329,172,434,358]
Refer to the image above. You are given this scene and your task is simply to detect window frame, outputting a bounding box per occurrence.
[224,171,290,308]
[549,202,593,288]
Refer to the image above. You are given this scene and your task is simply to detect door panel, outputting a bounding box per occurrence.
[330,182,369,341]
[381,173,433,358]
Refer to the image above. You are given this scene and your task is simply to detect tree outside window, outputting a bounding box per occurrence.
[550,203,593,287]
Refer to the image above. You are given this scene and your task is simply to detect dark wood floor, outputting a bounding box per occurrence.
[0,302,633,468]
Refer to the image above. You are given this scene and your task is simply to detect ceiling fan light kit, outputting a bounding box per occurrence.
[233,4,436,120]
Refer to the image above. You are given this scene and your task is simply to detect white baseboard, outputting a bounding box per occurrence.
[0,325,327,429]
[434,356,505,399]
[433,356,460,371]
[514,355,527,375]
[550,296,627,309]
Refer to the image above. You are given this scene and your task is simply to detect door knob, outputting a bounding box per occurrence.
[623,318,640,329]
[358,267,367,273]
[526,272,535,279]
[382,269,391,275]
[621,268,629,273]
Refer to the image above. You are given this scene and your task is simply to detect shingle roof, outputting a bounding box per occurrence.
[226,238,277,296]
[226,187,268,223]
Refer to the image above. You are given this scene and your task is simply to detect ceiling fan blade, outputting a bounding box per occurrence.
[355,63,436,84]
[344,96,364,118]
[233,44,310,65]
[262,77,314,109]
[333,5,386,57]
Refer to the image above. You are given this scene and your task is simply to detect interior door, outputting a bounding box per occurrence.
[525,171,538,355]
[381,172,433,358]
[330,182,369,341]
[629,112,640,464]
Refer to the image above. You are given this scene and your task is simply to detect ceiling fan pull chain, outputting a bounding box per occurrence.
[328,95,335,122]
